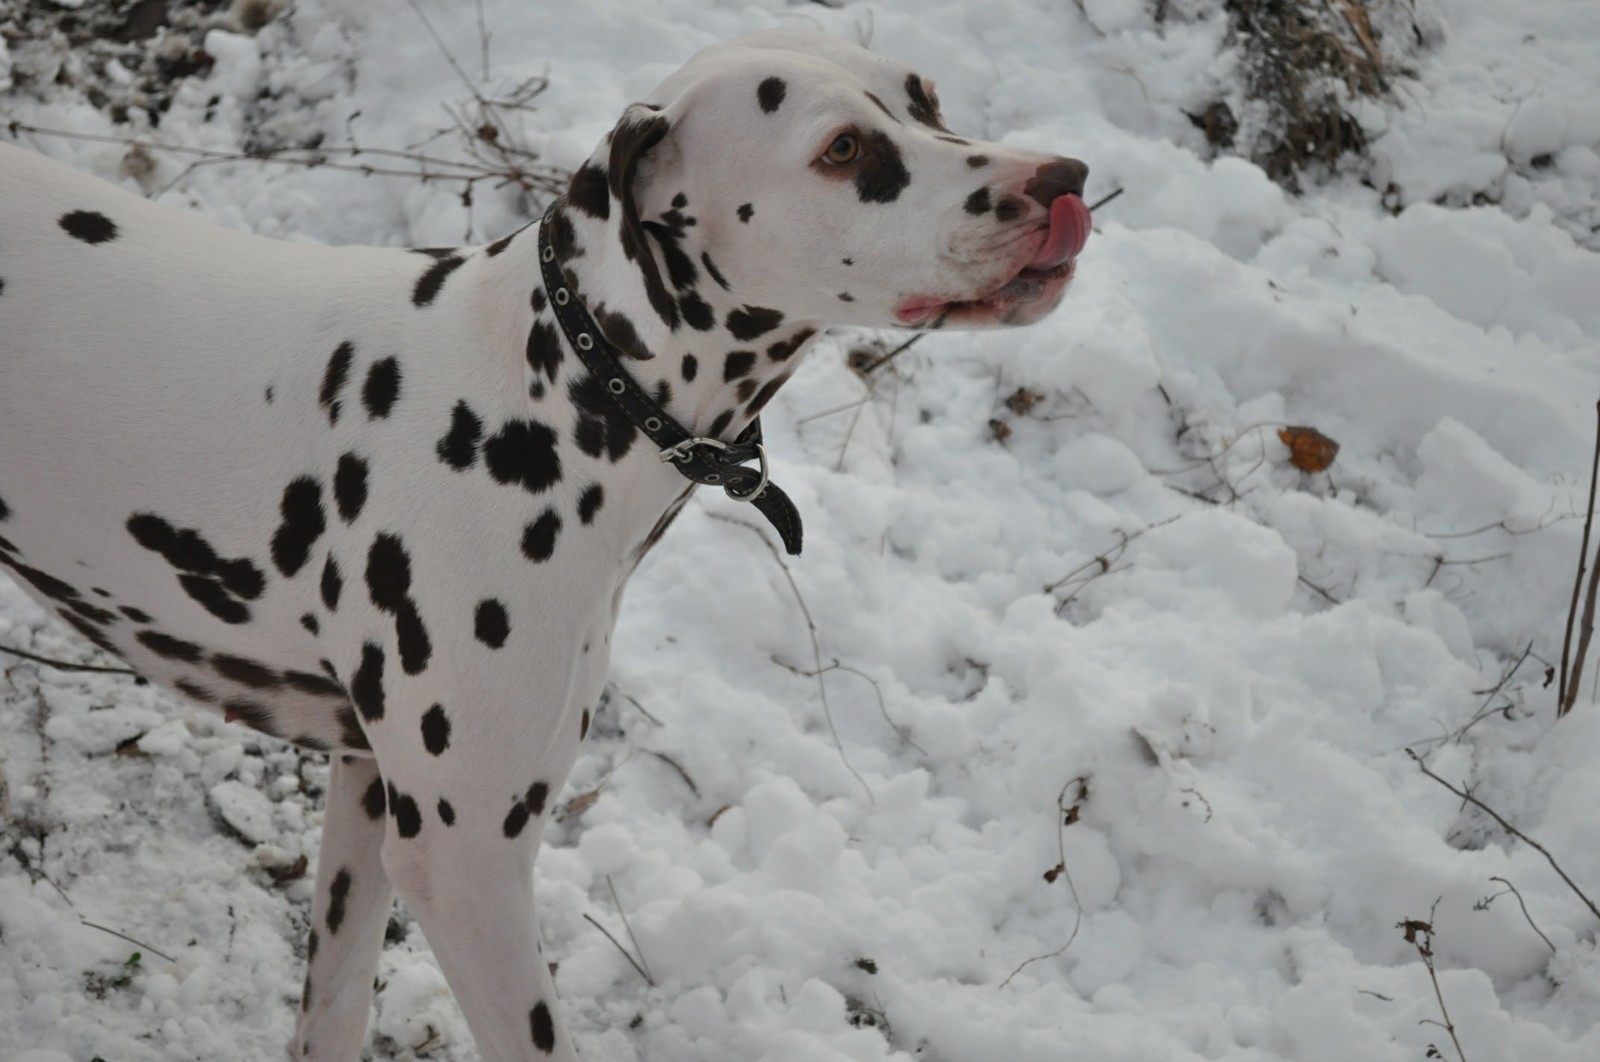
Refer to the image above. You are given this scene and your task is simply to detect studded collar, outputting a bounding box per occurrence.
[537,205,803,555]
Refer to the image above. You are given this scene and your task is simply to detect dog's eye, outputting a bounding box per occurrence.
[822,134,860,165]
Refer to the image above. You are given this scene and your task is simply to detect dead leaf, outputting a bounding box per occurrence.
[988,418,1012,444]
[1278,425,1340,472]
[1004,387,1044,416]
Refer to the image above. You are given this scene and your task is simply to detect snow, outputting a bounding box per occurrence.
[2,0,1599,1060]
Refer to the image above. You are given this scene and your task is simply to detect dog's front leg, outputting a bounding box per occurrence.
[368,675,586,1062]
[292,753,394,1061]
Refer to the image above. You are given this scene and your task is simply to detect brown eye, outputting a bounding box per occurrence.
[823,133,860,165]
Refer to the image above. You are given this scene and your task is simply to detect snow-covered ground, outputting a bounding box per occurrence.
[3,1,1599,1059]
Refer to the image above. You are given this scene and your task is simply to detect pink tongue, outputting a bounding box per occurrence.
[1026,194,1092,270]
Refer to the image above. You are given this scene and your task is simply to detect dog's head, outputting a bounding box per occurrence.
[574,29,1091,333]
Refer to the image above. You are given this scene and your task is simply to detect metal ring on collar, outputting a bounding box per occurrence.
[577,334,594,350]
[607,378,626,394]
[644,416,663,432]
[555,288,570,306]
[724,442,770,502]
[541,245,555,263]
[658,436,730,463]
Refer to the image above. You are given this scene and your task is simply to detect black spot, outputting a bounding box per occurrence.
[362,777,387,820]
[726,306,784,341]
[904,74,946,131]
[672,192,688,209]
[412,254,466,307]
[580,709,591,740]
[737,203,753,223]
[679,291,715,331]
[642,221,698,293]
[654,380,673,408]
[486,233,515,256]
[964,187,991,215]
[137,629,203,662]
[284,670,345,697]
[363,357,401,419]
[412,247,456,258]
[747,374,788,416]
[531,1001,556,1053]
[271,477,327,578]
[736,379,758,402]
[59,210,118,244]
[182,575,251,623]
[301,613,320,634]
[319,342,354,425]
[326,869,352,934]
[522,509,561,563]
[854,131,911,203]
[935,134,971,146]
[0,494,7,521]
[767,328,815,362]
[421,704,451,755]
[437,400,483,470]
[395,602,432,676]
[757,76,787,113]
[681,355,699,383]
[475,599,509,649]
[126,514,265,601]
[119,605,152,623]
[321,555,342,610]
[994,196,1024,223]
[967,154,990,168]
[224,698,281,736]
[365,533,412,612]
[308,929,319,962]
[549,207,583,263]
[568,163,611,220]
[503,801,530,839]
[437,799,456,826]
[337,706,369,750]
[526,320,564,382]
[390,786,422,839]
[578,484,604,525]
[483,419,563,494]
[531,288,547,314]
[700,253,730,291]
[838,292,855,302]
[333,454,369,524]
[708,409,734,438]
[264,386,274,404]
[723,351,756,381]
[525,782,549,816]
[593,306,654,361]
[213,653,280,689]
[351,643,385,721]
[175,678,215,703]
[569,375,638,462]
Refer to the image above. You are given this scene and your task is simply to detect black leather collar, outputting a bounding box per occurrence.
[537,205,803,555]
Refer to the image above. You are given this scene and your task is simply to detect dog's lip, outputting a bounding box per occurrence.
[895,196,1090,325]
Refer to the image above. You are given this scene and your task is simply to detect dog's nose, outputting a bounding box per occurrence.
[1024,158,1089,207]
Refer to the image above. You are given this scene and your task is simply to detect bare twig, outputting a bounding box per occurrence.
[1397,899,1468,1062]
[861,332,927,375]
[0,644,138,676]
[646,751,699,797]
[779,657,926,754]
[1558,400,1600,716]
[582,912,653,986]
[709,515,873,803]
[1475,876,1556,953]
[1406,748,1600,922]
[80,920,176,964]
[1000,778,1086,988]
[1450,642,1533,742]
[1087,186,1124,212]
[607,876,653,985]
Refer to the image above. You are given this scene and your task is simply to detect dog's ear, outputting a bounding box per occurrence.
[607,104,678,329]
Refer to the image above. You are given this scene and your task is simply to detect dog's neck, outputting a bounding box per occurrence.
[534,192,820,443]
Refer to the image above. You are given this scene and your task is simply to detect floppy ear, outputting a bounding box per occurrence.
[607,104,679,329]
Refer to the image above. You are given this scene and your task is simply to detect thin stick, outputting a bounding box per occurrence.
[1558,400,1600,716]
[581,913,652,986]
[607,876,654,984]
[1000,779,1085,988]
[1087,186,1124,212]
[0,645,138,676]
[79,920,176,963]
[1481,877,1556,953]
[861,332,927,375]
[1406,748,1600,922]
[403,0,482,99]
[709,515,874,804]
[781,657,926,754]
[1398,898,1468,1062]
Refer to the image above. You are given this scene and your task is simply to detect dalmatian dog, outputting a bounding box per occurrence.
[0,28,1090,1062]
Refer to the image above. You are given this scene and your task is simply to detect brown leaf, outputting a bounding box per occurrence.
[1063,805,1081,826]
[1043,864,1064,883]
[988,418,1012,444]
[1278,426,1340,473]
[1005,387,1044,416]
[557,789,600,823]
[267,854,309,884]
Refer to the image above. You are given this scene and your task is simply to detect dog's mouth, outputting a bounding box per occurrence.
[896,194,1092,327]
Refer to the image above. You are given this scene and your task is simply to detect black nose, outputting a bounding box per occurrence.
[1024,158,1088,206]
